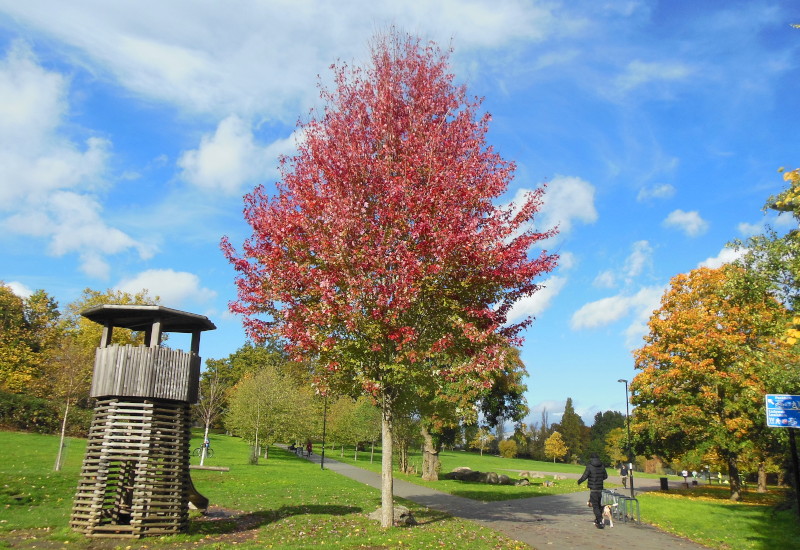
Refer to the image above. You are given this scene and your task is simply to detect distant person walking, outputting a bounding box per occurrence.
[619,464,628,488]
[306,441,313,457]
[578,453,608,529]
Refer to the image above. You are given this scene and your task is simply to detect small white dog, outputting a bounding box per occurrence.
[602,504,615,527]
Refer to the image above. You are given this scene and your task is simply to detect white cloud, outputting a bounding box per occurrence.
[526,175,598,238]
[593,270,616,288]
[616,60,693,92]
[0,42,150,279]
[178,115,295,194]
[698,247,746,269]
[663,209,709,237]
[506,276,567,324]
[636,183,675,202]
[570,285,663,331]
[737,221,762,236]
[6,281,33,298]
[623,240,653,279]
[116,269,216,307]
[0,1,571,119]
[622,287,666,348]
[570,295,631,329]
[557,251,577,271]
[592,240,653,290]
[775,213,796,229]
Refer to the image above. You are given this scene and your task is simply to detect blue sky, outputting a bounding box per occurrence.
[1,1,799,426]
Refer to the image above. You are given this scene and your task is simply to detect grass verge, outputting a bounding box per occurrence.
[638,485,800,549]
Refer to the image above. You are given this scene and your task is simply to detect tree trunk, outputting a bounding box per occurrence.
[420,424,439,481]
[726,455,741,501]
[757,460,767,493]
[398,441,409,473]
[371,441,375,463]
[200,424,210,466]
[380,393,394,528]
[54,399,70,471]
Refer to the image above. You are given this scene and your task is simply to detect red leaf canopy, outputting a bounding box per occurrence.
[223,32,557,394]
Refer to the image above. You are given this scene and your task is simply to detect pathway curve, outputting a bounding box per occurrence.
[295,450,708,550]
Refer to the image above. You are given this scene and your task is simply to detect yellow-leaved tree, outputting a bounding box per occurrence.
[544,431,568,463]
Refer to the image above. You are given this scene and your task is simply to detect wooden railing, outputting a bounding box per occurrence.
[90,345,200,403]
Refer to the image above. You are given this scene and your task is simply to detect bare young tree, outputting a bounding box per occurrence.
[194,368,228,466]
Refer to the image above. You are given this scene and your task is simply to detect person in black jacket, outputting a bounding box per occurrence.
[578,453,608,529]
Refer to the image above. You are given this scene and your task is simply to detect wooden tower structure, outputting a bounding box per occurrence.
[70,305,216,538]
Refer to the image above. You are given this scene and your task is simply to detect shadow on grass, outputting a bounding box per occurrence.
[190,504,361,536]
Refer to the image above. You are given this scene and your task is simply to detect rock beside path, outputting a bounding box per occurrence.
[368,505,417,526]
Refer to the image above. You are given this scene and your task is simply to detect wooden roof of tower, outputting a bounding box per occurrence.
[81,304,216,333]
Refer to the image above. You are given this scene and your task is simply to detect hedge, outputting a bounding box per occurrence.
[0,391,91,436]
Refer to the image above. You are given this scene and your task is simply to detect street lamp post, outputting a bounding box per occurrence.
[618,379,635,498]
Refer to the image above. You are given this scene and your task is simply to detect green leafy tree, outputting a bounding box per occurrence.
[544,431,568,463]
[586,410,625,463]
[0,284,45,394]
[604,427,627,465]
[552,398,585,462]
[470,427,495,456]
[528,409,553,460]
[225,364,316,461]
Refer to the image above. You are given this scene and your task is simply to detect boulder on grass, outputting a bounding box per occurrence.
[498,474,513,485]
[459,470,484,482]
[485,472,499,484]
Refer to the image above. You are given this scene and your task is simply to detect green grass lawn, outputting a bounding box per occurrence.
[638,485,800,549]
[0,430,530,549]
[4,430,799,550]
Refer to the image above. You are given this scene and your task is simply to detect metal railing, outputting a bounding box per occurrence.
[602,489,640,524]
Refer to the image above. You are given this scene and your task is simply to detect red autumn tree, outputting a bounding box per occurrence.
[222,30,557,526]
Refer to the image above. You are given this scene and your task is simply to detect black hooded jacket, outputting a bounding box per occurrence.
[578,456,608,490]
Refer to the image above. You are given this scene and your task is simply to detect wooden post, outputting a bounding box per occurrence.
[100,323,113,348]
[149,319,162,347]
[190,331,201,355]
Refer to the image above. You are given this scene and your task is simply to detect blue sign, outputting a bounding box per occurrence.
[766,394,800,428]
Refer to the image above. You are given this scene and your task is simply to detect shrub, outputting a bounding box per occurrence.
[0,391,60,433]
[0,391,91,435]
[498,439,518,459]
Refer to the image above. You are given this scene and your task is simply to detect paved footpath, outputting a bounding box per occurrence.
[296,450,708,550]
